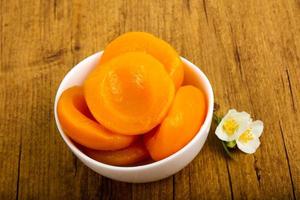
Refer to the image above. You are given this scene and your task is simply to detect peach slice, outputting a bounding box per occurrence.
[84,52,175,135]
[144,86,207,161]
[100,32,184,89]
[84,140,149,166]
[57,86,136,150]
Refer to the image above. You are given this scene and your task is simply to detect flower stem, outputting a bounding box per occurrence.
[222,141,235,160]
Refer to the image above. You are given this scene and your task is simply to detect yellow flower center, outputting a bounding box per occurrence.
[222,118,239,136]
[239,129,254,143]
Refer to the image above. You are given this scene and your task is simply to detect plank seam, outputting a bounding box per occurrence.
[202,0,209,24]
[15,136,22,200]
[285,69,297,112]
[229,23,244,81]
[279,121,296,200]
[226,161,234,200]
[185,0,191,13]
[172,176,175,200]
[188,165,191,200]
[253,156,261,184]
[73,155,78,177]
[0,0,2,71]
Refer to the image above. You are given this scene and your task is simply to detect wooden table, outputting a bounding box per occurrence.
[1,0,299,199]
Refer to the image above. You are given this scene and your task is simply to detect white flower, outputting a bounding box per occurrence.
[215,109,264,154]
[236,120,264,154]
[215,109,251,142]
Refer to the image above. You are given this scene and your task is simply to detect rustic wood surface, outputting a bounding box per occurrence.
[1,0,299,199]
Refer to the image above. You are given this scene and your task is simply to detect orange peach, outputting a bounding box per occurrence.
[100,32,184,89]
[84,140,149,166]
[84,52,175,135]
[144,86,207,161]
[57,86,136,150]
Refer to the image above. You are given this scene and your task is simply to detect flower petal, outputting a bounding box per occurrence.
[250,120,264,138]
[227,109,237,114]
[216,125,240,141]
[237,130,260,154]
[215,109,251,142]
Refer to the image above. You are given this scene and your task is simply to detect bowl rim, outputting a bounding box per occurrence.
[54,51,214,171]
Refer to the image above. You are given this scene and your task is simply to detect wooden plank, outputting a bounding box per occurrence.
[270,0,300,198]
[225,0,299,199]
[132,177,173,200]
[174,1,234,199]
[70,1,134,199]
[0,0,32,199]
[14,0,78,199]
[8,0,102,199]
[199,0,299,199]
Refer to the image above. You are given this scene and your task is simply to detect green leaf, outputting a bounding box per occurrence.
[213,113,223,125]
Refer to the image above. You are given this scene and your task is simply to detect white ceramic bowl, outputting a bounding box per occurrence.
[54,51,214,183]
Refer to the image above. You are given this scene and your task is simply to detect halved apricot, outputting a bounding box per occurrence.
[144,86,207,161]
[100,32,184,89]
[84,52,175,135]
[83,140,150,166]
[57,86,136,150]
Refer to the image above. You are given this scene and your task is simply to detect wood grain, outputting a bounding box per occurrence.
[0,0,299,199]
